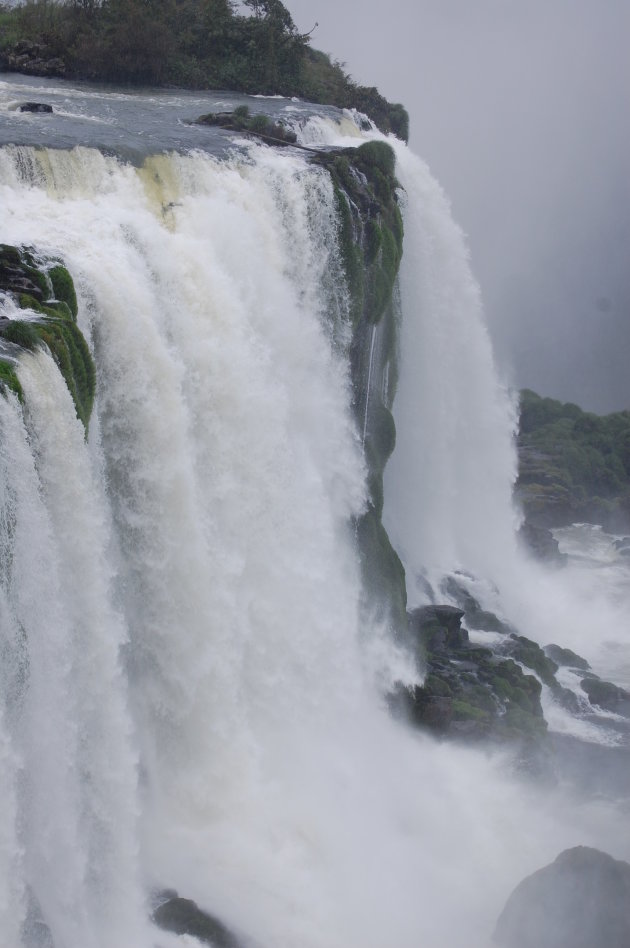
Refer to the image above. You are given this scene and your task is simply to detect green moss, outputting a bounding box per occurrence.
[355,140,397,178]
[1,320,39,350]
[507,635,558,687]
[0,358,23,400]
[452,700,490,722]
[36,317,95,430]
[48,264,78,320]
[424,674,452,697]
[365,220,382,265]
[0,245,94,432]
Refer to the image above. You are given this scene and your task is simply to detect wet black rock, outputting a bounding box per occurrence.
[18,102,53,113]
[494,846,630,948]
[544,643,590,671]
[517,521,567,565]
[440,576,515,634]
[153,895,244,948]
[395,605,546,742]
[580,676,630,716]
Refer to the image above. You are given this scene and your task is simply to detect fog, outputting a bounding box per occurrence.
[288,0,630,412]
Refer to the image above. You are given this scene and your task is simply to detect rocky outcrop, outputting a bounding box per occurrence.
[309,141,407,634]
[389,582,630,749]
[1,40,66,78]
[580,676,630,716]
[17,102,54,114]
[517,521,567,564]
[0,245,94,430]
[494,846,630,948]
[153,894,244,948]
[194,106,298,145]
[392,604,548,742]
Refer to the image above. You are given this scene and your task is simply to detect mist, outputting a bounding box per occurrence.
[288,0,630,412]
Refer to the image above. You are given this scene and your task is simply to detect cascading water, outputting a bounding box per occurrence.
[382,144,520,589]
[0,90,628,948]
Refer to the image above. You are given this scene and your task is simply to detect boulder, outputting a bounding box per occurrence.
[580,677,630,716]
[517,521,567,564]
[153,895,243,948]
[544,644,590,671]
[18,102,53,113]
[494,846,630,948]
[398,604,547,743]
[408,604,466,650]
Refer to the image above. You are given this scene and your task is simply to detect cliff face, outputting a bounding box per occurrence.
[314,140,408,635]
[516,388,630,533]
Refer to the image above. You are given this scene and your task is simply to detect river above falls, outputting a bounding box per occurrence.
[0,71,345,158]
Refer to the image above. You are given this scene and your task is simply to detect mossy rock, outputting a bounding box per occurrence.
[194,108,297,145]
[47,264,78,320]
[503,635,558,687]
[0,245,94,430]
[354,140,397,178]
[0,358,23,400]
[544,644,590,671]
[1,319,39,350]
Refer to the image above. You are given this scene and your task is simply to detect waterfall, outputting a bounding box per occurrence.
[1,131,628,948]
[383,144,520,593]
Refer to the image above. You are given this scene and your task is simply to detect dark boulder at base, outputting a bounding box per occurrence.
[153,895,244,948]
[396,604,547,744]
[517,521,567,565]
[494,846,630,948]
[18,102,53,113]
[580,676,630,716]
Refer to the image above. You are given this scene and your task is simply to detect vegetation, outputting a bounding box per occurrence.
[313,140,403,330]
[310,140,406,633]
[195,104,297,143]
[517,388,630,530]
[0,245,95,431]
[0,0,409,139]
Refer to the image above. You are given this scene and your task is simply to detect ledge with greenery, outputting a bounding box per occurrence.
[0,244,95,431]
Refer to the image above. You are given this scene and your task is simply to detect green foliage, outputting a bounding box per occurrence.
[299,48,409,140]
[0,245,95,432]
[1,319,39,350]
[517,389,630,529]
[48,264,78,320]
[0,358,23,401]
[355,140,396,177]
[196,107,297,143]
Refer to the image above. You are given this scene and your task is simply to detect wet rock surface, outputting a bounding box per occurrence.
[390,580,630,756]
[494,846,630,948]
[153,894,244,948]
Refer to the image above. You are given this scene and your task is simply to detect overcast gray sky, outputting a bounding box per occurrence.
[288,0,630,413]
